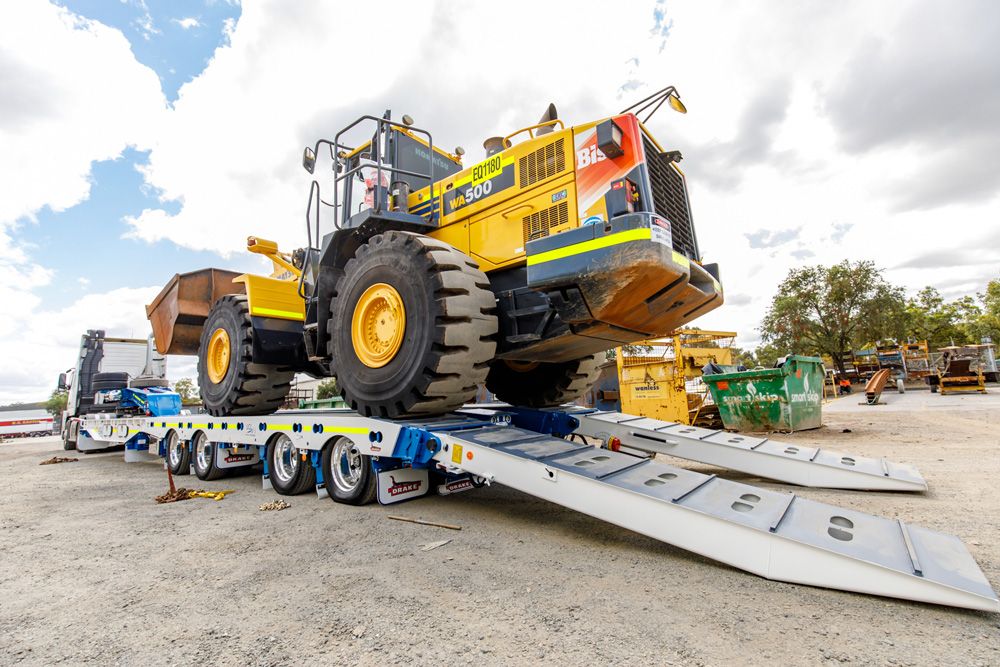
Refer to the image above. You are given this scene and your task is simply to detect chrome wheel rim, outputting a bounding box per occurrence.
[167,433,183,468]
[271,434,299,485]
[194,433,213,472]
[331,437,363,493]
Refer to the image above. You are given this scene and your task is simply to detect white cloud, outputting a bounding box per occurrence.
[174,17,201,30]
[0,2,166,227]
[0,285,161,403]
[129,0,670,255]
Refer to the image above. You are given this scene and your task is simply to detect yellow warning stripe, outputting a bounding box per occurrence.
[251,306,305,321]
[672,250,690,269]
[265,424,295,431]
[322,426,369,435]
[526,228,651,266]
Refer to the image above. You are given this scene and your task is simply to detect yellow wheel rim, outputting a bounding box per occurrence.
[206,327,231,384]
[351,283,406,368]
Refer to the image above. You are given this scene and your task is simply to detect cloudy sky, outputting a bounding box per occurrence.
[1,0,998,404]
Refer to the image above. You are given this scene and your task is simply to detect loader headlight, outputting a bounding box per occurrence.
[596,119,625,159]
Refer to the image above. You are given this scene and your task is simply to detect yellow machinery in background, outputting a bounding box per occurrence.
[616,329,736,426]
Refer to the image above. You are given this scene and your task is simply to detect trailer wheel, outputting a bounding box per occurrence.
[321,437,376,505]
[486,353,602,407]
[198,294,295,416]
[192,432,224,481]
[327,231,497,418]
[165,431,190,475]
[266,433,316,495]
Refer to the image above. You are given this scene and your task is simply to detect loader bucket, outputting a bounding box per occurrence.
[145,269,245,355]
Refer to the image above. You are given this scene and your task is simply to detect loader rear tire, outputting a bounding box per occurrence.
[327,231,497,418]
[198,295,294,416]
[486,353,602,407]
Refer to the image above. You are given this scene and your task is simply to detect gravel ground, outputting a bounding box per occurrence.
[1,395,999,666]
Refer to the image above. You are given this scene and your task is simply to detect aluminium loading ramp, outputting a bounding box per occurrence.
[80,409,997,612]
[567,410,927,491]
[440,424,997,612]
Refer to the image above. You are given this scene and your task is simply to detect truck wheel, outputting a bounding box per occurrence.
[165,431,190,475]
[198,295,295,416]
[266,433,315,495]
[62,434,76,451]
[321,437,376,505]
[327,231,497,418]
[486,353,602,407]
[192,432,224,481]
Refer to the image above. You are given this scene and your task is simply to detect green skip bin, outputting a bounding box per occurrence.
[703,355,825,432]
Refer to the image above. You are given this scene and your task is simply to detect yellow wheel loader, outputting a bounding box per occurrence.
[146,86,724,418]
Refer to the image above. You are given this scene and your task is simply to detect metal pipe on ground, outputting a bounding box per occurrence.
[865,368,892,405]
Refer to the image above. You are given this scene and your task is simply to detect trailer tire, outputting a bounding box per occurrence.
[266,433,315,495]
[327,231,497,419]
[93,372,129,385]
[198,295,295,416]
[321,437,376,505]
[130,377,170,389]
[165,431,190,475]
[93,372,129,393]
[486,353,603,407]
[192,432,224,481]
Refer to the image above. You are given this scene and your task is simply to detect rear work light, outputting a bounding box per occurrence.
[596,119,625,158]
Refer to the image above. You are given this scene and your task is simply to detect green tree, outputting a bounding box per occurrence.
[904,287,978,348]
[969,277,1000,344]
[45,389,68,417]
[316,378,339,399]
[760,260,907,375]
[173,378,198,404]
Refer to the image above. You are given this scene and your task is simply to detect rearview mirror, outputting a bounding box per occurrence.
[302,147,316,173]
[668,93,687,114]
[57,373,67,390]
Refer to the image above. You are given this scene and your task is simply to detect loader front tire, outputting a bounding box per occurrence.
[486,353,602,407]
[197,295,294,416]
[327,231,497,418]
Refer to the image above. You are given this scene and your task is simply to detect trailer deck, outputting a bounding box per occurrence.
[80,406,998,612]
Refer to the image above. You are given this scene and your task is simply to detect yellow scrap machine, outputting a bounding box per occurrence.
[146,87,724,417]
[616,330,736,426]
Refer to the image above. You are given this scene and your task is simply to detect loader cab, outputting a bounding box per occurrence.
[304,115,463,232]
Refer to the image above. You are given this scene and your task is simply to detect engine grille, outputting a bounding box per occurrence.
[642,135,699,260]
[522,201,568,243]
[519,138,565,188]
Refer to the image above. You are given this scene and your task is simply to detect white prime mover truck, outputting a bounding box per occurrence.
[59,330,169,450]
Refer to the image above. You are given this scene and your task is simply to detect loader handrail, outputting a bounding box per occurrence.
[330,114,437,229]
